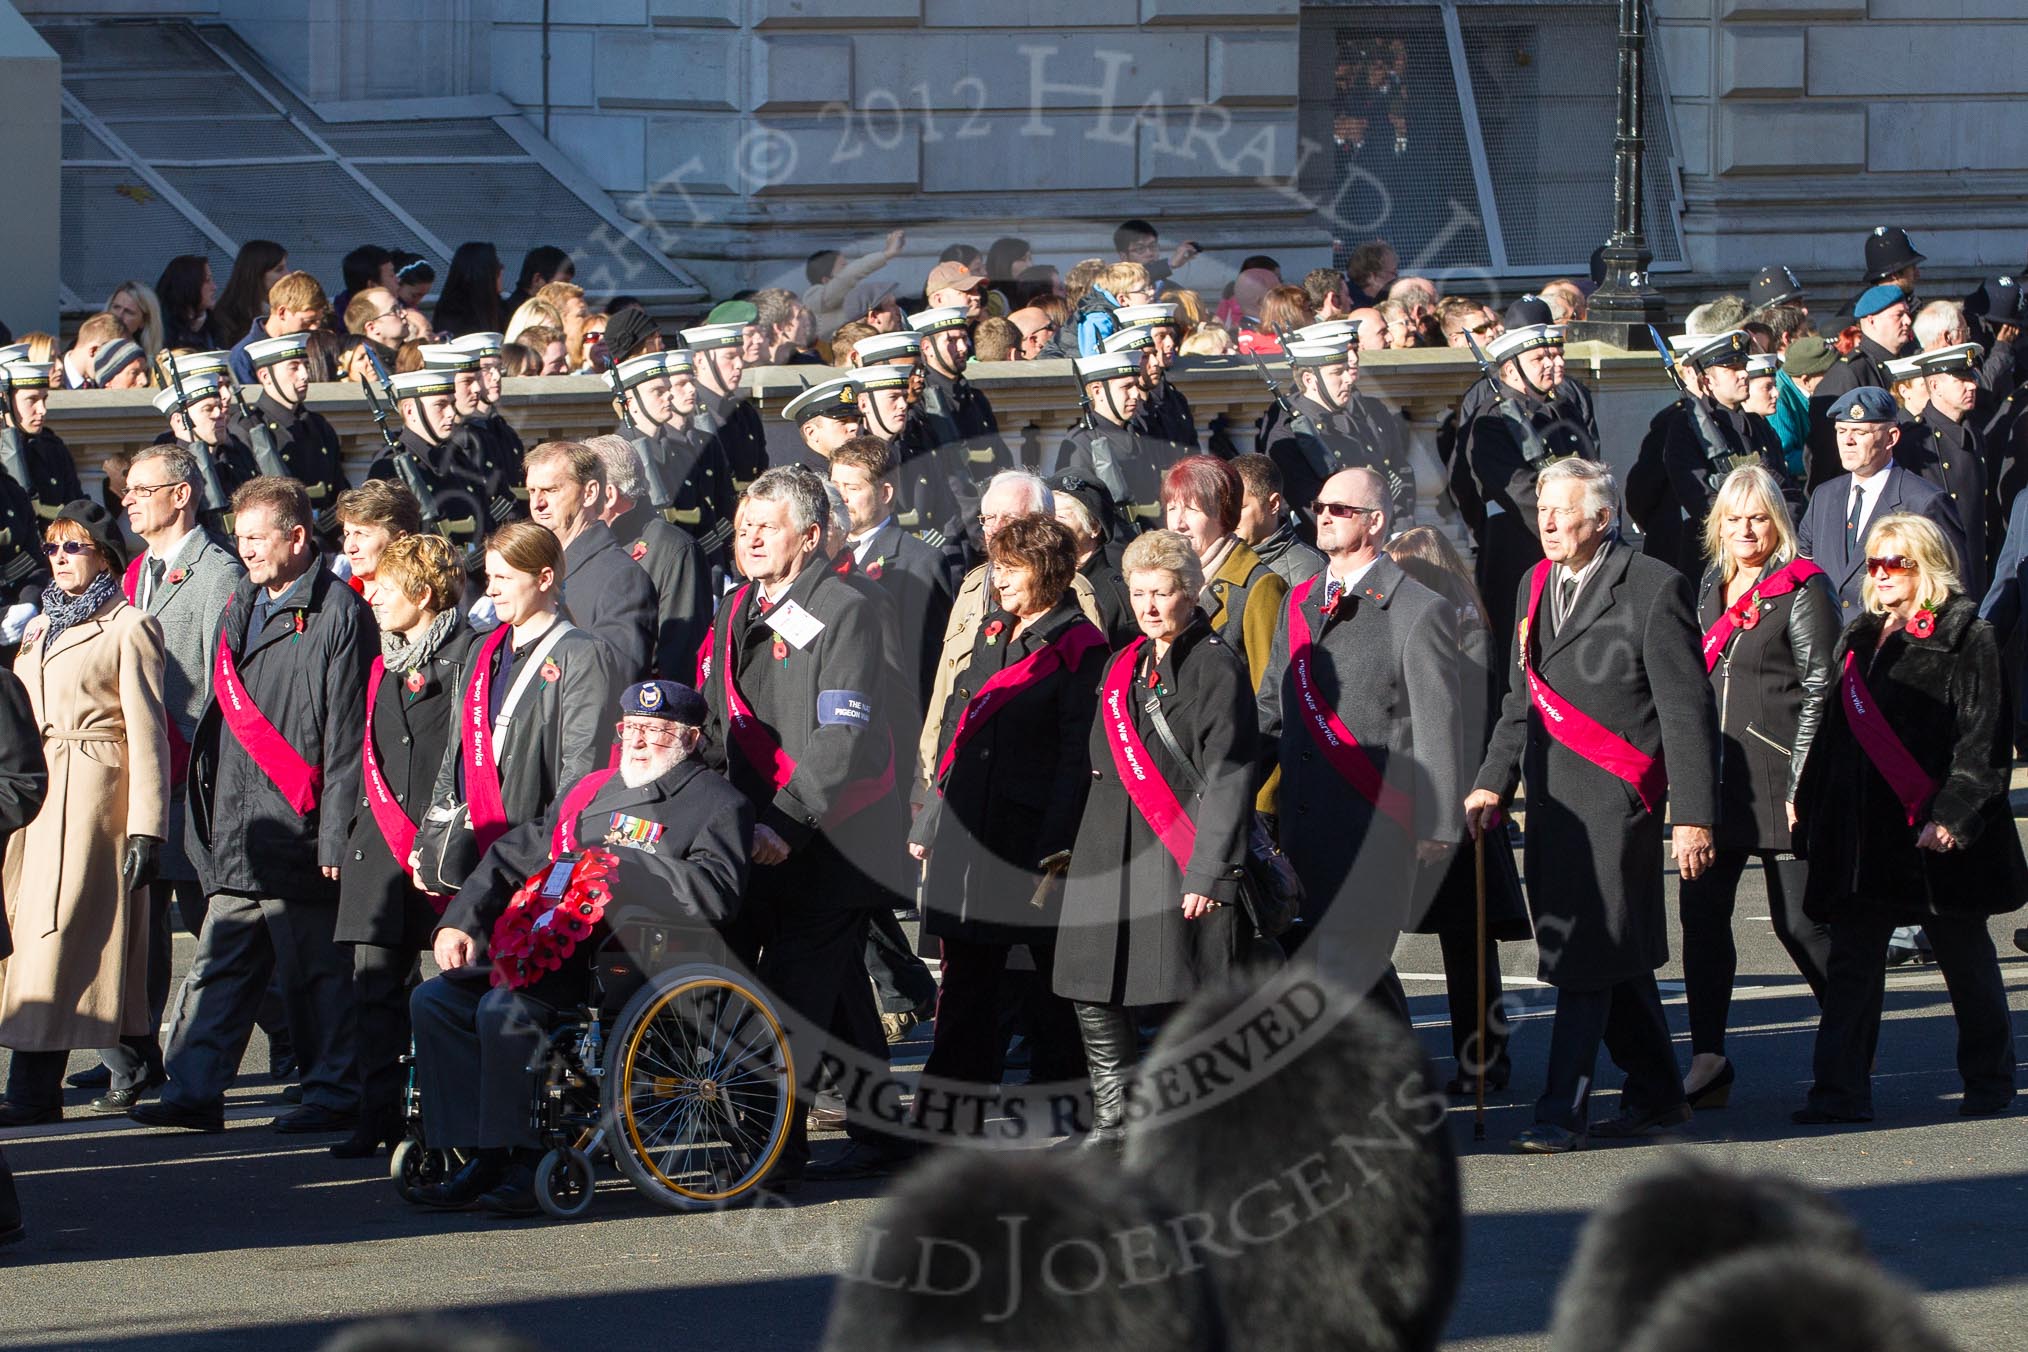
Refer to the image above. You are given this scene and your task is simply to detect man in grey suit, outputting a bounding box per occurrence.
[1797,385,1967,621]
[1256,466,1461,1003]
[1467,457,1720,1154]
[526,440,657,682]
[84,446,245,1111]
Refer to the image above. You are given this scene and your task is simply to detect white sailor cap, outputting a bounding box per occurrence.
[679,322,746,352]
[1679,330,1753,371]
[1073,351,1144,383]
[1102,325,1156,354]
[389,368,457,400]
[419,343,480,372]
[1292,319,1359,345]
[1286,337,1354,368]
[614,352,672,391]
[849,363,913,394]
[854,330,923,365]
[906,306,970,337]
[660,347,695,375]
[450,332,504,360]
[783,376,863,423]
[1113,302,1181,330]
[1745,352,1781,377]
[0,361,50,391]
[1485,324,1564,364]
[151,374,223,415]
[245,333,311,369]
[167,350,233,383]
[1905,341,1983,378]
[0,344,29,367]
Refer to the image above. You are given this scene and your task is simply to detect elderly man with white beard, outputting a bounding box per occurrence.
[404,679,751,1215]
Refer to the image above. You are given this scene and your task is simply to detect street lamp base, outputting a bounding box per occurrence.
[1564,313,1668,352]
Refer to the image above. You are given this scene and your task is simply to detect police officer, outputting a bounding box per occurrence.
[783,376,866,472]
[152,372,258,538]
[851,363,953,549]
[237,333,351,546]
[1895,343,1993,595]
[369,369,489,567]
[1749,264,1808,318]
[1859,225,1924,318]
[1635,330,1790,580]
[1060,350,1161,542]
[1807,284,1914,490]
[682,322,768,490]
[0,361,84,522]
[1118,302,1199,459]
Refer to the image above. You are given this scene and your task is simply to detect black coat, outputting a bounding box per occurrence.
[696,387,769,487]
[1640,398,1791,580]
[1053,615,1254,1007]
[1474,544,1720,989]
[186,561,374,901]
[914,602,1105,948]
[630,422,737,560]
[560,521,658,682]
[1133,377,1200,460]
[608,501,712,682]
[1264,394,1412,542]
[844,518,957,711]
[918,369,1011,482]
[1896,403,1991,597]
[1061,421,1167,541]
[336,623,481,949]
[235,392,350,540]
[1697,563,1840,851]
[1078,544,1139,649]
[366,429,493,561]
[1463,386,1600,661]
[5,427,84,517]
[0,666,47,961]
[1796,594,2028,921]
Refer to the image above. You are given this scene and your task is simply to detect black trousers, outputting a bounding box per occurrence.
[865,907,938,1016]
[0,1143,17,1234]
[1679,850,1832,1057]
[757,902,889,1168]
[920,937,1083,1096]
[1806,910,2015,1118]
[4,1051,66,1111]
[350,944,419,1118]
[1536,970,1684,1130]
[1435,925,1510,1082]
[409,974,560,1151]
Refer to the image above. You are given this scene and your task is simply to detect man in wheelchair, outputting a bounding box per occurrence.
[408,679,752,1213]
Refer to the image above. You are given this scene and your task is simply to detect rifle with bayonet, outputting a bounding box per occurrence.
[608,360,678,515]
[162,351,235,522]
[360,350,484,564]
[1463,332,1555,470]
[225,376,341,538]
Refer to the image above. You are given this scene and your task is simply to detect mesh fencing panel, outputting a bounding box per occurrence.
[41,23,224,75]
[63,168,229,307]
[157,163,435,290]
[112,117,322,163]
[321,121,529,160]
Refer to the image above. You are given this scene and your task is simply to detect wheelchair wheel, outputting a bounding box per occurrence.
[390,1138,452,1204]
[536,1147,597,1220]
[601,964,794,1210]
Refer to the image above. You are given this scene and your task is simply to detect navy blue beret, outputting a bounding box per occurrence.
[622,680,707,724]
[1831,386,1898,424]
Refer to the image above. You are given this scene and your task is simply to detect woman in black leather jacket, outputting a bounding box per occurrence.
[1682,466,1838,1108]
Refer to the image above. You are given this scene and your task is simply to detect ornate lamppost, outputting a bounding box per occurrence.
[1567,0,1669,349]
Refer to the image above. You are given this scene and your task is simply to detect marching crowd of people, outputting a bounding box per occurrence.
[0,219,2023,1249]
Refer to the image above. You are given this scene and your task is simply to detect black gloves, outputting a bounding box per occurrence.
[122,835,161,892]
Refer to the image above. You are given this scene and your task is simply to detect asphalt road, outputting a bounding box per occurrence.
[3,859,2026,1352]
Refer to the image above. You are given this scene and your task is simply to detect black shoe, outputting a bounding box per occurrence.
[279,1085,303,1105]
[1792,1104,1873,1125]
[65,1064,112,1091]
[88,1083,164,1115]
[1959,1094,2013,1118]
[1591,1102,1694,1139]
[330,1110,405,1159]
[0,1102,61,1128]
[272,1104,357,1134]
[804,1140,918,1183]
[1685,1059,1736,1110]
[418,1154,508,1210]
[1510,1123,1586,1154]
[2013,927,2028,956]
[0,1221,20,1247]
[477,1162,542,1218]
[128,1100,225,1133]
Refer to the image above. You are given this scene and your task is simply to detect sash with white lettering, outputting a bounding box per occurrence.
[718,582,894,825]
[1701,557,1825,673]
[551,768,619,857]
[1284,577,1415,833]
[362,657,429,896]
[1838,651,1939,827]
[1519,560,1667,815]
[212,605,322,815]
[935,619,1107,790]
[1099,639,1197,869]
[462,623,515,860]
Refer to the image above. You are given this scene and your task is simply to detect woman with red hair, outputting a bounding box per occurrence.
[1161,455,1287,688]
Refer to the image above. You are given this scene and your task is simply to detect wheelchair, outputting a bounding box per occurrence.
[392,918,796,1219]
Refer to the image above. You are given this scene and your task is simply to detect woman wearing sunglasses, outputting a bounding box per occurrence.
[0,504,170,1124]
[1681,466,1838,1111]
[1793,513,2025,1125]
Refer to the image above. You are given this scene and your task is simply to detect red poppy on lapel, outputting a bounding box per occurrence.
[865,558,885,580]
[629,540,648,562]
[983,618,1005,645]
[405,669,426,693]
[771,637,788,662]
[540,658,561,683]
[1908,608,1936,639]
[166,568,187,586]
[292,612,306,635]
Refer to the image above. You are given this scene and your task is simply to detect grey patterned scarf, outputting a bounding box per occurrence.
[39,571,119,652]
[380,608,460,674]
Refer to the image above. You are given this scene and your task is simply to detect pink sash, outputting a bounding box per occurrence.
[1099,640,1197,870]
[213,612,321,815]
[552,768,619,857]
[363,658,430,900]
[461,624,514,859]
[1520,561,1667,815]
[1285,578,1415,833]
[718,583,895,825]
[1701,557,1825,673]
[1839,651,1939,826]
[935,619,1106,789]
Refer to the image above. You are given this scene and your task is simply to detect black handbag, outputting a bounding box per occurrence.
[1142,694,1304,939]
[411,800,478,897]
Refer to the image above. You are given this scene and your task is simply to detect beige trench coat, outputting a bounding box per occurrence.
[0,594,169,1050]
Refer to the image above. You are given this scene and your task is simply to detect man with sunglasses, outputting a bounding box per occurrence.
[409,679,750,1214]
[1796,386,1965,620]
[1265,330,1413,544]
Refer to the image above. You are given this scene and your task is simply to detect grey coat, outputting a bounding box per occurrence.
[1257,556,1462,934]
[130,529,244,883]
[1473,543,1720,989]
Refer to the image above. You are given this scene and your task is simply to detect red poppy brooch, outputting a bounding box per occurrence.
[405,669,426,693]
[629,540,648,562]
[165,568,187,586]
[1908,608,1936,639]
[983,618,1006,646]
[540,658,561,683]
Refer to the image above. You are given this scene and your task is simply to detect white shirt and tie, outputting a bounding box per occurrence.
[138,527,204,609]
[1844,464,1891,556]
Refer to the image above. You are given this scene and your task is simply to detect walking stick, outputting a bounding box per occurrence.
[1473,830,1488,1142]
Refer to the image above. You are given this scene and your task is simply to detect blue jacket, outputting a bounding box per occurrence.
[1075,287,1123,357]
[1980,487,2028,719]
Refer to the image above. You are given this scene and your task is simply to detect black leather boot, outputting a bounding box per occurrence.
[1072,1002,1137,1153]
